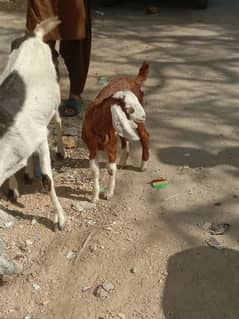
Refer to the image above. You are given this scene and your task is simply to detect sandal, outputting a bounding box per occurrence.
[59,98,85,117]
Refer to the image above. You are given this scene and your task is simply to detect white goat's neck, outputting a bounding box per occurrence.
[1,38,56,85]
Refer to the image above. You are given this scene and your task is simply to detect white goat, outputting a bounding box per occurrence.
[0,17,66,230]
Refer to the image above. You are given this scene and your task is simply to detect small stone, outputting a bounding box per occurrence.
[116,313,126,319]
[62,135,78,149]
[24,316,32,319]
[32,283,41,290]
[71,203,85,213]
[31,219,38,225]
[206,237,224,250]
[130,267,137,274]
[94,286,109,299]
[210,223,230,235]
[87,220,96,226]
[89,245,97,253]
[25,240,33,246]
[4,221,15,228]
[41,300,49,306]
[102,281,114,292]
[66,251,75,260]
[81,286,91,292]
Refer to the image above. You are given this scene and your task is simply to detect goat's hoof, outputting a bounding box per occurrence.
[91,196,99,203]
[53,223,59,232]
[56,152,65,161]
[53,221,66,232]
[103,192,113,200]
[24,173,33,184]
[58,221,66,231]
[8,189,19,202]
[140,161,148,172]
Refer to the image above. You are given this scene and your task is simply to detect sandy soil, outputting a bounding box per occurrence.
[0,0,239,318]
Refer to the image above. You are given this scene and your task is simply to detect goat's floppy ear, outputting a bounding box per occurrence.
[111,104,139,141]
[34,16,61,39]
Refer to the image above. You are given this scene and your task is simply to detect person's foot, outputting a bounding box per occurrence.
[59,97,85,117]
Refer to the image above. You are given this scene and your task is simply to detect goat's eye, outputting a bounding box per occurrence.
[127,107,135,114]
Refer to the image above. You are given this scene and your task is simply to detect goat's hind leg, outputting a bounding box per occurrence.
[119,137,129,169]
[38,138,66,231]
[8,156,35,201]
[8,175,19,202]
[105,162,117,200]
[55,110,65,160]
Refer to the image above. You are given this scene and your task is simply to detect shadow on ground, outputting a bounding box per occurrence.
[163,246,239,319]
[158,146,239,168]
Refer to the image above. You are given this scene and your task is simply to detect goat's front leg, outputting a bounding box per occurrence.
[119,137,130,169]
[137,123,150,171]
[38,138,66,231]
[8,175,19,201]
[55,110,65,159]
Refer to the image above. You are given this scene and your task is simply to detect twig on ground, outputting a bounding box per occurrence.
[72,231,95,264]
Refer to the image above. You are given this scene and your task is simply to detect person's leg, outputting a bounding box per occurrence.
[59,25,92,117]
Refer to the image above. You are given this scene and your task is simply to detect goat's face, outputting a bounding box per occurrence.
[113,90,146,123]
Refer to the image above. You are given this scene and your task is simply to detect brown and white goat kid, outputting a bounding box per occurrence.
[0,17,66,230]
[82,63,149,202]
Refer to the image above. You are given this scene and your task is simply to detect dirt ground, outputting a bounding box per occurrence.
[1,0,239,318]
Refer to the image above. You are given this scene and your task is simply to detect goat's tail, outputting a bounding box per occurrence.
[34,16,61,39]
[137,61,149,84]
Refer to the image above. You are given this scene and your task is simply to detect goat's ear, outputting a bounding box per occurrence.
[34,16,61,39]
[137,62,149,84]
[111,104,139,141]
